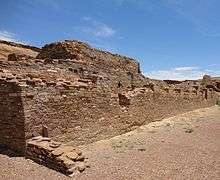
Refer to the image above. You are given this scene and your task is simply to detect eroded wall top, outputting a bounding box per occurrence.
[37,40,141,74]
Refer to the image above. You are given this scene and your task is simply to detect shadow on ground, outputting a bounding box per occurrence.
[0,146,22,157]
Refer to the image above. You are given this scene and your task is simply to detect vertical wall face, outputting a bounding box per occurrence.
[23,83,218,147]
[0,80,25,153]
[14,41,219,147]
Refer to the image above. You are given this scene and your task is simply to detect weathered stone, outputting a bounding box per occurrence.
[32,132,41,137]
[44,58,53,64]
[52,149,64,157]
[26,79,35,86]
[76,154,85,161]
[32,78,42,83]
[26,93,34,98]
[41,137,51,142]
[76,162,86,172]
[5,75,14,80]
[52,146,73,157]
[66,151,79,161]
[35,137,51,143]
[31,136,42,140]
[46,81,56,86]
[26,137,87,175]
[42,125,49,137]
[49,141,61,148]
[75,149,82,156]
[8,53,19,61]
[8,53,34,61]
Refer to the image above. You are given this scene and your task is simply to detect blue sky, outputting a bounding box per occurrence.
[0,0,220,80]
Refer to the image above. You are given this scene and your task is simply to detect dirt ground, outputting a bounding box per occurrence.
[0,106,220,180]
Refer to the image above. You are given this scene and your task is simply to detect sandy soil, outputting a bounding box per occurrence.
[0,106,220,180]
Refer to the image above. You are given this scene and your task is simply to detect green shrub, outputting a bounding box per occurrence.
[216,100,220,106]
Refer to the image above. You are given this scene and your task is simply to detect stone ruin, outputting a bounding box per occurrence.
[0,40,219,175]
[26,136,88,176]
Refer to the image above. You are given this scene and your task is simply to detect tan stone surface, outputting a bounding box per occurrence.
[66,151,79,161]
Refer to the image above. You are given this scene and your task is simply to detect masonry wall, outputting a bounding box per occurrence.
[0,80,25,153]
[0,40,219,152]
[23,83,217,146]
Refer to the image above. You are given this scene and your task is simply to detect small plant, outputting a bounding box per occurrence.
[185,128,194,133]
[111,139,131,153]
[138,147,146,152]
[216,100,220,107]
[111,138,145,153]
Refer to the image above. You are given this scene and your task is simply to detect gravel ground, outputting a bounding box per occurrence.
[0,106,220,180]
[0,148,69,180]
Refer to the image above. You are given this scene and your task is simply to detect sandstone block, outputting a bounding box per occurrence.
[66,151,79,161]
[26,93,34,99]
[52,149,64,157]
[46,81,56,86]
[40,137,51,142]
[76,162,86,172]
[8,53,32,61]
[49,141,61,148]
[52,146,74,157]
[31,136,42,141]
[76,154,85,161]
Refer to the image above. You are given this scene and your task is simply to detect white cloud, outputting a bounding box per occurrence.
[145,66,219,80]
[94,24,115,37]
[0,30,17,42]
[0,30,27,44]
[173,66,198,71]
[81,17,116,38]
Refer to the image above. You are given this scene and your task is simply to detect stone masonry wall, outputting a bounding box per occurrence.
[36,40,140,74]
[0,79,25,153]
[22,82,217,147]
[0,40,219,153]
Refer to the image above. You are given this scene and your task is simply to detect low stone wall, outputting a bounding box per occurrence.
[26,136,88,176]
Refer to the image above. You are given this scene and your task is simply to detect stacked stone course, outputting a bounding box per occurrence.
[26,136,88,176]
[0,79,25,153]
